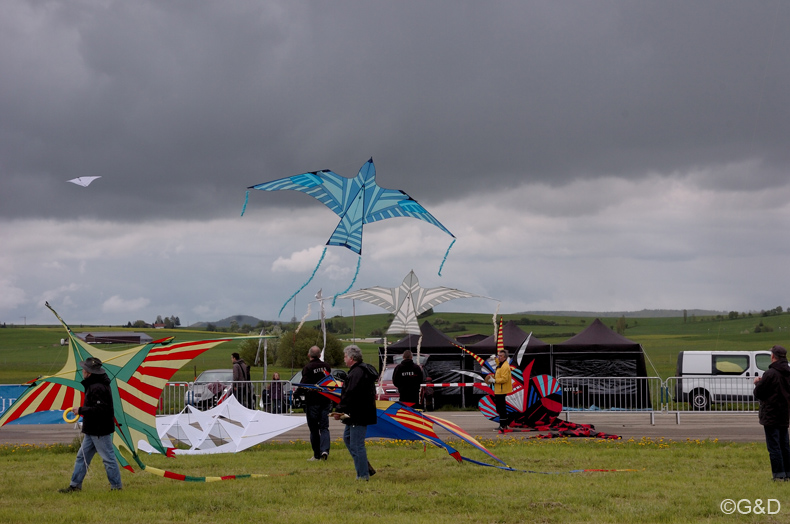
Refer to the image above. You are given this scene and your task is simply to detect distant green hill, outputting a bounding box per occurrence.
[190,315,264,329]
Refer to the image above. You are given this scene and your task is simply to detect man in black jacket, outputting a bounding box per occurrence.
[232,353,254,409]
[59,357,122,492]
[302,346,332,461]
[754,345,790,481]
[393,350,423,406]
[332,345,378,480]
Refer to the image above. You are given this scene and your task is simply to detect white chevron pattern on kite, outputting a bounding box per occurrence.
[339,270,482,335]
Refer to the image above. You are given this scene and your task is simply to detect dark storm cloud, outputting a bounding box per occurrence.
[2,1,789,222]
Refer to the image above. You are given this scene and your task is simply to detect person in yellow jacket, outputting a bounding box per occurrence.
[486,350,513,434]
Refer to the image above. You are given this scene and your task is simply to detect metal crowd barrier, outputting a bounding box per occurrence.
[664,376,760,413]
[158,380,293,415]
[157,376,762,421]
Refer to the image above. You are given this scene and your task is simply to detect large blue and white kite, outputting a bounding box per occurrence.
[242,158,456,314]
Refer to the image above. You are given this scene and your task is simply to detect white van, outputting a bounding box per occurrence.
[675,350,772,410]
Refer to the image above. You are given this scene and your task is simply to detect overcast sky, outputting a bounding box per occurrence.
[2,1,789,326]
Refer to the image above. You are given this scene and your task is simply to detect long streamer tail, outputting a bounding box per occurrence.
[241,190,250,216]
[142,464,269,482]
[279,247,327,317]
[332,255,361,306]
[438,238,455,276]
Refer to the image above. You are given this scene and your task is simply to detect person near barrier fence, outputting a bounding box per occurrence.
[753,344,790,481]
[393,350,422,406]
[302,346,332,461]
[232,353,255,409]
[267,372,286,414]
[59,357,122,493]
[486,349,513,434]
[332,345,378,480]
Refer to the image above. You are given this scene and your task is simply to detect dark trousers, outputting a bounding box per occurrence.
[495,394,509,428]
[306,403,331,458]
[764,426,790,479]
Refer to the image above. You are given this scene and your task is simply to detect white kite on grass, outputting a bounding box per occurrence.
[138,395,306,455]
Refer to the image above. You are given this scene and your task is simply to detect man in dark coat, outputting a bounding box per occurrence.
[754,345,790,481]
[301,345,332,460]
[232,352,254,409]
[393,350,423,406]
[59,357,122,492]
[332,345,378,480]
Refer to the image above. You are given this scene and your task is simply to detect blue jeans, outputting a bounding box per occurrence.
[306,404,331,458]
[343,424,369,480]
[764,426,790,479]
[70,434,122,489]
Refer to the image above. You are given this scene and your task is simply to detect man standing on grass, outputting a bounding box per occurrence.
[754,345,790,481]
[302,345,332,461]
[393,350,422,406]
[59,357,122,493]
[332,345,378,480]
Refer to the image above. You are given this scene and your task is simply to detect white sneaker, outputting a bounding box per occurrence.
[307,456,319,461]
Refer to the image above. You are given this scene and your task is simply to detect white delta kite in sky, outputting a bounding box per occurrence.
[67,176,102,187]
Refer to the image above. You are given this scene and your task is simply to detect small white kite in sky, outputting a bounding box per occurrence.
[67,176,102,187]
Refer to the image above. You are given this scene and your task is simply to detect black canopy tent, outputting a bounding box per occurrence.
[552,318,651,409]
[468,320,551,376]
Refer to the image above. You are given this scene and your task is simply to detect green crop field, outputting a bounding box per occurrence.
[1,311,788,384]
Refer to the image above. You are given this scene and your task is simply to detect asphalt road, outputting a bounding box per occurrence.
[0,411,764,446]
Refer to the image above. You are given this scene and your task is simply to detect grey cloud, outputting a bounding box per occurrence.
[2,1,789,223]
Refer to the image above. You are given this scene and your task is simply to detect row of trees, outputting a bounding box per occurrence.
[125,315,181,329]
[235,327,344,368]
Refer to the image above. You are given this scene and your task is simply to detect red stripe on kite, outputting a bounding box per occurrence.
[37,383,62,412]
[143,348,207,362]
[136,366,176,380]
[119,388,157,416]
[126,376,161,399]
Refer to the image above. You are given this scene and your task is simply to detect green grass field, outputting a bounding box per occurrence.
[0,437,783,524]
[1,311,788,384]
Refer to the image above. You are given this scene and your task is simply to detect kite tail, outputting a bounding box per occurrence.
[294,302,312,335]
[458,457,638,475]
[438,238,455,276]
[141,464,268,482]
[331,255,361,306]
[240,190,250,216]
[279,248,327,317]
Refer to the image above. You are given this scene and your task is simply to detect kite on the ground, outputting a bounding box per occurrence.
[138,395,306,455]
[302,380,628,472]
[456,318,620,439]
[242,158,456,314]
[297,377,510,469]
[67,176,101,187]
[0,303,275,482]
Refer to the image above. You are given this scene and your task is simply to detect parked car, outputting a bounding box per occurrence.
[376,364,400,401]
[675,350,772,410]
[184,369,233,410]
[289,368,348,410]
